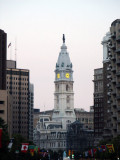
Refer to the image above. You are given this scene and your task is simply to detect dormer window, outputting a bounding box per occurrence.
[61,62,64,67]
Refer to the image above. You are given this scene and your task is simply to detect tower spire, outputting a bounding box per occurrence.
[63,34,65,43]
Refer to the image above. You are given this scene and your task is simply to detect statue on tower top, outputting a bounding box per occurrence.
[63,34,65,43]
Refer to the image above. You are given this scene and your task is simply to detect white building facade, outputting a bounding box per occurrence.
[52,34,76,129]
[34,35,76,151]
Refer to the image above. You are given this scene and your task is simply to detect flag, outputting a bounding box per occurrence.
[34,146,38,153]
[97,146,103,152]
[88,149,93,157]
[38,147,40,154]
[29,145,34,156]
[101,145,106,152]
[106,144,114,153]
[0,128,2,148]
[21,143,29,153]
[8,43,11,48]
[8,138,14,150]
[43,152,47,157]
[93,148,97,155]
[84,151,88,157]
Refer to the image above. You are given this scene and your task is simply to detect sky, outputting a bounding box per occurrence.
[0,0,120,111]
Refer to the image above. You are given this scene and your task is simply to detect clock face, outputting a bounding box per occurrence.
[65,73,70,78]
[57,73,60,79]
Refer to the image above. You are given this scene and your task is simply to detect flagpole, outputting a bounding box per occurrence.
[10,43,12,60]
[8,42,12,60]
[15,37,17,66]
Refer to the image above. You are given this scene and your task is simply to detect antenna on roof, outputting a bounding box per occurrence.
[44,105,45,114]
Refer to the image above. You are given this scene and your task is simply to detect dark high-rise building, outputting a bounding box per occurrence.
[0,30,13,137]
[93,68,103,143]
[95,20,120,140]
[29,83,34,140]
[101,32,112,139]
[0,29,7,90]
[6,60,31,139]
[107,19,120,138]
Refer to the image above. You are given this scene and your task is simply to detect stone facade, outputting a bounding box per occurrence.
[0,90,13,137]
[34,35,76,151]
[75,108,94,130]
[34,115,67,151]
[34,35,94,151]
[52,36,76,127]
[0,90,7,123]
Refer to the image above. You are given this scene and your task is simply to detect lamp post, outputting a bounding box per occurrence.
[15,150,19,160]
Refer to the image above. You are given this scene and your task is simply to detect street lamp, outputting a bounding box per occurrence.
[15,150,19,160]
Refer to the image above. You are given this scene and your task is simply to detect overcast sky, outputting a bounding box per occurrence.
[0,0,120,111]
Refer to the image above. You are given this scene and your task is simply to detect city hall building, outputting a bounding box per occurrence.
[33,35,94,151]
[34,35,76,151]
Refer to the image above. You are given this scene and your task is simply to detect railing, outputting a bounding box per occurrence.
[116,49,120,53]
[116,35,120,41]
[111,55,116,60]
[116,59,120,64]
[116,71,120,76]
[111,67,116,72]
[117,106,120,111]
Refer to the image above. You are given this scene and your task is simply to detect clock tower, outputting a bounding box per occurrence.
[52,34,76,129]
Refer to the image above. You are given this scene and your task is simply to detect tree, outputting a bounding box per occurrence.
[0,117,9,159]
[96,135,120,160]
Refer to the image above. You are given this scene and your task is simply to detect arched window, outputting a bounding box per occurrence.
[66,85,69,91]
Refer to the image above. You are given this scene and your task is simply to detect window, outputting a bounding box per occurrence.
[85,118,88,123]
[0,110,4,113]
[66,85,69,91]
[57,96,59,104]
[0,101,4,104]
[82,118,84,122]
[67,96,70,103]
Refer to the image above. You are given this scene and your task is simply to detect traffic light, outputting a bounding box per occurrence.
[72,154,74,159]
[72,150,74,159]
[68,150,71,156]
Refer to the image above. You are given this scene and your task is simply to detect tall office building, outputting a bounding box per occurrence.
[93,68,103,140]
[0,29,8,124]
[101,32,112,139]
[0,30,13,137]
[29,83,34,140]
[7,60,30,139]
[106,19,120,138]
[0,29,7,90]
[98,19,120,139]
